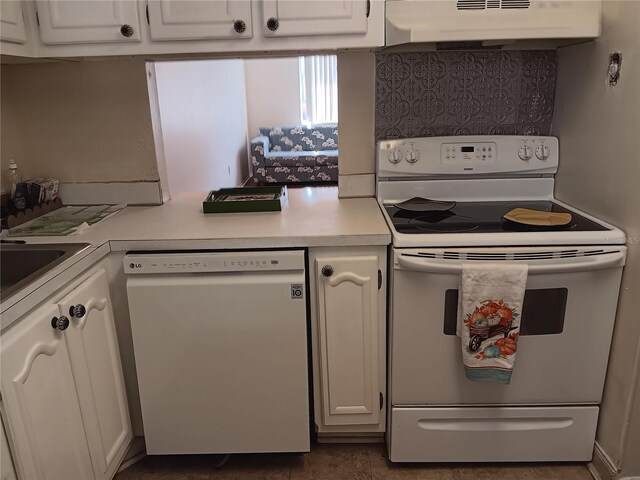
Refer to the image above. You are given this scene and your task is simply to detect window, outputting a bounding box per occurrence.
[298,55,338,125]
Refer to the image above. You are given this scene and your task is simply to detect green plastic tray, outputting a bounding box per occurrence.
[203,186,286,214]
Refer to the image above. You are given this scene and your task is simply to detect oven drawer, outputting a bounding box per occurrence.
[389,406,598,462]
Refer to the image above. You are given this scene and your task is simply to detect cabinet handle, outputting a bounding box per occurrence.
[321,265,334,277]
[69,304,86,318]
[51,316,70,331]
[266,17,279,31]
[120,24,134,37]
[233,19,246,33]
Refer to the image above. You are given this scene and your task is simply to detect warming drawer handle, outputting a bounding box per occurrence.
[397,251,626,275]
[417,417,574,432]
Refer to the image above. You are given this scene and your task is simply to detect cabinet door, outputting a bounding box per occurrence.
[59,268,131,480]
[1,416,17,480]
[0,303,95,480]
[315,255,380,426]
[0,1,27,43]
[262,0,368,37]
[147,0,252,41]
[35,0,141,44]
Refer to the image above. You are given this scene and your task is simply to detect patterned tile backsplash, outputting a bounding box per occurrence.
[375,51,557,141]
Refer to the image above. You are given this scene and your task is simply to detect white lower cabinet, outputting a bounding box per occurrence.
[0,265,131,480]
[1,302,95,480]
[1,416,17,480]
[58,268,132,480]
[310,246,387,437]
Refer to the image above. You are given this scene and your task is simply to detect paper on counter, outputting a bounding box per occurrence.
[7,204,126,237]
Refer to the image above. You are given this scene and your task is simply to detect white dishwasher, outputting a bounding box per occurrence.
[125,250,310,454]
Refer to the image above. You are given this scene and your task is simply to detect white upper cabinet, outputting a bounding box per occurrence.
[147,0,252,41]
[0,1,27,43]
[10,0,383,57]
[262,0,368,37]
[0,303,95,480]
[315,254,381,426]
[35,0,141,44]
[58,268,131,480]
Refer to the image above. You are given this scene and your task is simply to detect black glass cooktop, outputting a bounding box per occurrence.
[385,201,608,234]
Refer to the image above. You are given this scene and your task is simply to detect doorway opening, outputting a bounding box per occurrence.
[146,55,339,199]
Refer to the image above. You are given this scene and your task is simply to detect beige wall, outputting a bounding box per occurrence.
[153,59,248,195]
[337,52,376,177]
[552,1,640,476]
[0,58,158,185]
[622,367,640,475]
[244,57,301,139]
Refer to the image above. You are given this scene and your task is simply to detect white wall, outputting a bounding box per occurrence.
[244,57,301,138]
[0,59,158,184]
[337,52,376,197]
[552,1,640,477]
[337,52,375,176]
[154,59,248,196]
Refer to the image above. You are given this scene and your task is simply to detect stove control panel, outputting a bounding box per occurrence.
[377,135,558,177]
[442,142,496,164]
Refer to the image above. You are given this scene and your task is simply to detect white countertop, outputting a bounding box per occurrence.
[6,187,391,250]
[1,187,390,328]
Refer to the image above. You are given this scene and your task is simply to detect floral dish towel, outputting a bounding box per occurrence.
[459,263,528,384]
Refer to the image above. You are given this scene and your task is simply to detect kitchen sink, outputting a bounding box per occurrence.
[0,243,91,301]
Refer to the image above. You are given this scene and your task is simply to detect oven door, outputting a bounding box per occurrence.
[390,246,626,406]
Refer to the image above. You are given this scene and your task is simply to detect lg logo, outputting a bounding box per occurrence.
[291,284,303,299]
[129,263,142,269]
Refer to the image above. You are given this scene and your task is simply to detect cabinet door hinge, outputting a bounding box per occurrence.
[366,0,371,18]
[378,269,382,290]
[145,4,150,25]
[379,392,384,410]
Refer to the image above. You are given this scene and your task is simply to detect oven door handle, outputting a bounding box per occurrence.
[397,251,626,275]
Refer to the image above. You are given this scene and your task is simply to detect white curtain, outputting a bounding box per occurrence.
[299,55,338,125]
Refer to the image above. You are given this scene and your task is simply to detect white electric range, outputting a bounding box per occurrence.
[378,136,627,463]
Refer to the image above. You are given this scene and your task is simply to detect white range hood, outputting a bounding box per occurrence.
[385,0,602,46]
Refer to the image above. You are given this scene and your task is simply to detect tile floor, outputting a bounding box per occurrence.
[114,444,594,480]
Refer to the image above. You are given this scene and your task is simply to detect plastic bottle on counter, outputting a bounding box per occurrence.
[6,160,26,211]
[7,160,21,196]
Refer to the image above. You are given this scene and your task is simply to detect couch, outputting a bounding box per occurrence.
[250,124,338,184]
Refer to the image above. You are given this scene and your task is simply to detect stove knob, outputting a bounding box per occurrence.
[518,145,533,161]
[388,148,402,164]
[406,148,420,164]
[535,144,551,160]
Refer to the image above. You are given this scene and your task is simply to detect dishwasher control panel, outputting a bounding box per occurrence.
[124,250,305,274]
